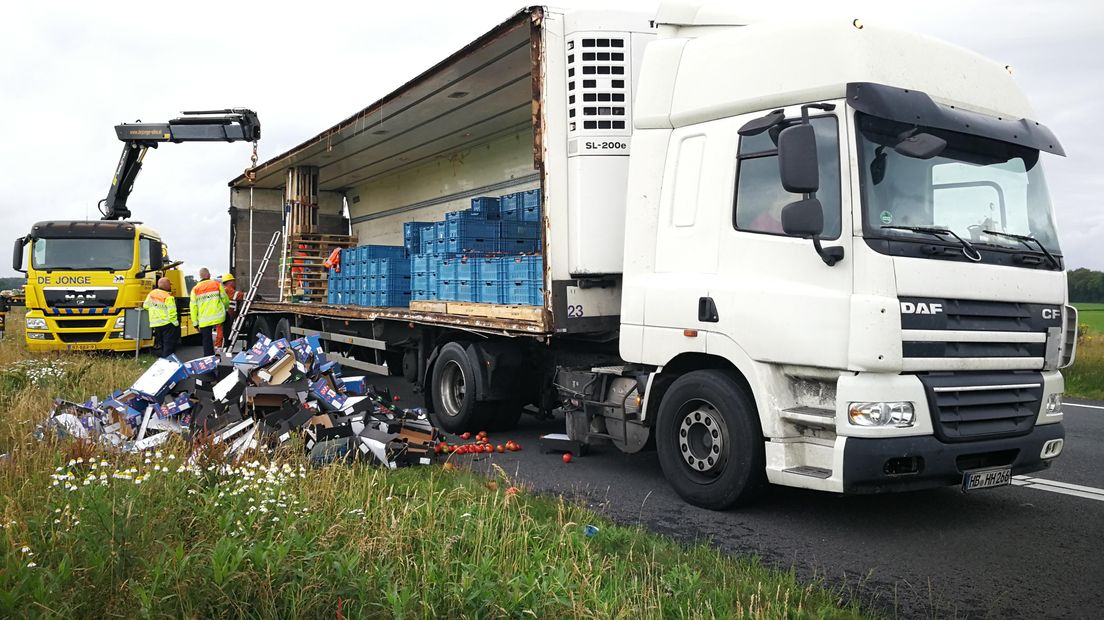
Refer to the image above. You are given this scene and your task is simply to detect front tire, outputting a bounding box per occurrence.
[430,342,495,434]
[655,370,766,509]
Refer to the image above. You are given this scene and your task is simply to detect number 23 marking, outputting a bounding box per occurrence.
[567,304,585,318]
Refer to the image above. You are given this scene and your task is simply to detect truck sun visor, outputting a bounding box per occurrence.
[846,82,1065,156]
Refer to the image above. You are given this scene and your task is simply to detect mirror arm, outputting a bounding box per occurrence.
[812,237,845,266]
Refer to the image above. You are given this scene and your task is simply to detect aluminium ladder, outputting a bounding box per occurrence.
[226,230,281,352]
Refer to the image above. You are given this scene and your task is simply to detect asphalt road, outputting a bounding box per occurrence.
[396,377,1103,619]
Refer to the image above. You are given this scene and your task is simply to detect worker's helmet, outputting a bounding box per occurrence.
[222,273,235,283]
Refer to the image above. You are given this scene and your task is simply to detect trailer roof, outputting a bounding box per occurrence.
[230,7,540,192]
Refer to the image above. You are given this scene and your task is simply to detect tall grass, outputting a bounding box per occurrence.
[1065,323,1104,400]
[0,311,864,619]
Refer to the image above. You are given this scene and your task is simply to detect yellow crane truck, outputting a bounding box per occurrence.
[11,109,260,352]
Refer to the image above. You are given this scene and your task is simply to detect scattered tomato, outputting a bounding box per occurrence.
[562,453,572,463]
[460,432,471,440]
[484,444,494,453]
[392,395,401,402]
[496,444,505,453]
[442,462,456,471]
[505,486,519,496]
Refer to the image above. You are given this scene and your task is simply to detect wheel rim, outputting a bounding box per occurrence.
[676,400,728,478]
[438,360,466,419]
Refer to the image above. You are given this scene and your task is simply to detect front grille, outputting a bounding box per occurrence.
[919,372,1042,442]
[900,297,1061,332]
[55,319,110,329]
[57,332,105,344]
[902,341,1047,358]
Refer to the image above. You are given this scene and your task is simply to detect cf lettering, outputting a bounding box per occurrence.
[1042,308,1061,320]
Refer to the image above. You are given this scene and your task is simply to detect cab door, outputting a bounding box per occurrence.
[708,106,854,369]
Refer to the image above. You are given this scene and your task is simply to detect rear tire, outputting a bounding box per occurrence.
[274,318,292,342]
[655,370,766,509]
[430,342,496,434]
[252,316,273,341]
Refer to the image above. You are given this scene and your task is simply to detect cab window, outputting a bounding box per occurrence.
[734,116,841,239]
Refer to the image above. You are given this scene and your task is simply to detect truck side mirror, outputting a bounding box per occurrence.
[781,198,825,237]
[148,239,164,271]
[777,124,819,194]
[12,237,26,273]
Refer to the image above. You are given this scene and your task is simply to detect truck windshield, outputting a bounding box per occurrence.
[31,238,134,271]
[856,112,1061,255]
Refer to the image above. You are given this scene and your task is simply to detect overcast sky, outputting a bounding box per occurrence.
[2,0,1102,277]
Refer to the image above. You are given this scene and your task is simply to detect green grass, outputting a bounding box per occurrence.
[0,310,865,619]
[1066,304,1104,400]
[1074,303,1104,335]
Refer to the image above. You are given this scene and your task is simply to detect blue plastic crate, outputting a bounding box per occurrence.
[411,254,432,274]
[438,257,459,282]
[455,256,480,281]
[506,255,543,281]
[500,221,540,239]
[470,196,501,219]
[352,291,368,306]
[507,280,543,306]
[378,290,412,307]
[434,221,449,241]
[437,280,458,301]
[413,272,431,292]
[445,209,473,223]
[404,222,435,256]
[456,280,478,303]
[502,206,541,222]
[444,236,498,254]
[519,189,541,210]
[478,256,508,281]
[360,245,406,260]
[340,248,356,267]
[498,238,541,253]
[477,280,505,304]
[447,217,499,240]
[412,289,432,301]
[377,273,412,292]
[377,257,411,276]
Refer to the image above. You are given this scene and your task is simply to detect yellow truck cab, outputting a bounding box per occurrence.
[13,220,195,352]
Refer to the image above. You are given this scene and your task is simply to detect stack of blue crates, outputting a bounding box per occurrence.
[407,189,544,306]
[329,189,544,308]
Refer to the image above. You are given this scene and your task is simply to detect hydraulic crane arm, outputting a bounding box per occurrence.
[100,108,261,220]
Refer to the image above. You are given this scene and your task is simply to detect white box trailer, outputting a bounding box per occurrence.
[230,4,1076,509]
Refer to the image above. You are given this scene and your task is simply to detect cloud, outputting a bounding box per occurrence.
[2,0,1101,277]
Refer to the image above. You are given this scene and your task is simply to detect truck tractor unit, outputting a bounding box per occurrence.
[12,109,260,352]
[231,5,1075,508]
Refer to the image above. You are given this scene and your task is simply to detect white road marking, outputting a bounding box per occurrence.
[1012,476,1104,502]
[1065,402,1104,411]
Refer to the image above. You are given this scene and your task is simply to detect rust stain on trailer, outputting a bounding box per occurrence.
[251,301,549,338]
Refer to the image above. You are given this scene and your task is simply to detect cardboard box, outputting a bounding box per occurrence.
[183,355,219,376]
[131,358,189,400]
[309,378,347,411]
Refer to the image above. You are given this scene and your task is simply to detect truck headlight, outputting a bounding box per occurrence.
[1045,393,1063,416]
[848,401,915,427]
[26,318,47,330]
[113,316,126,330]
[27,332,52,340]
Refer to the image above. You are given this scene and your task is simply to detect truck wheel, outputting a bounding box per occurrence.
[274,318,292,341]
[252,316,273,340]
[655,370,766,509]
[431,342,493,433]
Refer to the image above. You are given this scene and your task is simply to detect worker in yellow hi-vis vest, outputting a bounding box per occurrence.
[189,267,230,356]
[143,277,179,358]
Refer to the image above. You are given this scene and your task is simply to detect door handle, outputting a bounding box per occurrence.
[698,297,719,323]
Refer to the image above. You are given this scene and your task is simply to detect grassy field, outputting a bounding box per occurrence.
[1075,303,1104,335]
[1067,304,1104,400]
[0,310,864,619]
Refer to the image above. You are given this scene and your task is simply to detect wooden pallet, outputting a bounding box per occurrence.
[409,300,544,322]
[280,232,356,299]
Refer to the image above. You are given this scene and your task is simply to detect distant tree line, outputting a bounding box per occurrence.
[0,277,25,291]
[1068,268,1104,303]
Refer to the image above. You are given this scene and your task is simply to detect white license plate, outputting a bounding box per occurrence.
[962,467,1012,492]
[69,344,98,351]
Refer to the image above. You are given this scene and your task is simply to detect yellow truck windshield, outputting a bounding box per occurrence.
[32,238,134,271]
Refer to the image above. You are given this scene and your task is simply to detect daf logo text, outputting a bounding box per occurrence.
[900,302,943,315]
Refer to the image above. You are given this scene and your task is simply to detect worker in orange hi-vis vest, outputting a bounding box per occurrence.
[189,267,229,357]
[215,273,246,349]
